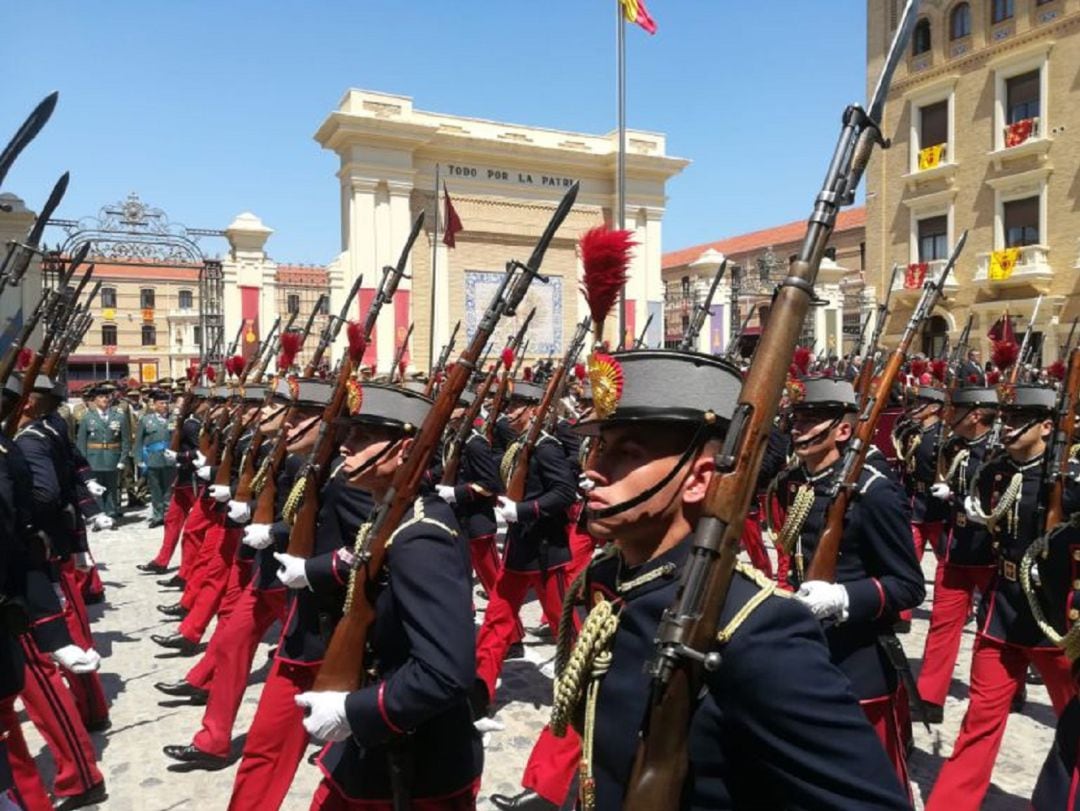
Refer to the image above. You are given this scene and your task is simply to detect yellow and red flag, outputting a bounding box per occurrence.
[918,144,945,171]
[620,0,657,34]
[989,247,1020,281]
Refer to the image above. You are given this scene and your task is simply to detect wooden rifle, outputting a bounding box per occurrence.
[314,183,577,692]
[225,320,245,360]
[175,329,222,453]
[484,314,535,444]
[679,260,727,352]
[623,4,918,801]
[246,316,281,383]
[252,311,298,384]
[283,212,425,556]
[934,313,974,481]
[505,315,589,501]
[633,313,653,350]
[390,322,414,384]
[444,309,534,483]
[723,302,761,362]
[854,262,901,401]
[807,233,964,584]
[1011,294,1043,385]
[42,276,100,378]
[425,319,461,397]
[1042,346,1080,532]
[305,274,364,377]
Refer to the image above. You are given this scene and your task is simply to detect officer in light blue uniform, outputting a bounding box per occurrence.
[134,390,175,527]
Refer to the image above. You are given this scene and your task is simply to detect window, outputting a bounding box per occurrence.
[950,3,971,38]
[920,100,948,149]
[178,289,193,310]
[101,324,117,346]
[140,288,155,309]
[287,293,300,315]
[193,325,202,347]
[992,0,1014,23]
[680,276,690,298]
[912,18,931,55]
[100,287,116,309]
[1004,197,1039,247]
[918,216,949,262]
[316,296,329,315]
[1006,70,1040,124]
[141,325,157,347]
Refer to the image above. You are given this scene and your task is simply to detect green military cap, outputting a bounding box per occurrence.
[150,389,171,402]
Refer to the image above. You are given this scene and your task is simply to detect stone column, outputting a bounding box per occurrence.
[689,248,726,354]
[0,194,42,350]
[336,177,379,361]
[224,212,275,353]
[386,180,415,374]
[641,206,665,349]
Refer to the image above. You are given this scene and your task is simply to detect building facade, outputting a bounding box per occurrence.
[866,0,1080,362]
[314,89,687,372]
[661,208,867,357]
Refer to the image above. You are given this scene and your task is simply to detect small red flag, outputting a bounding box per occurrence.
[987,311,1015,344]
[443,183,463,248]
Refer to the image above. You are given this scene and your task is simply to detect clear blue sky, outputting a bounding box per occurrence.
[2,1,867,266]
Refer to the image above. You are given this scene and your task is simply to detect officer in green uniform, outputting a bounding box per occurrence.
[76,383,130,520]
[134,389,175,527]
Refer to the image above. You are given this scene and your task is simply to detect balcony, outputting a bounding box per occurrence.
[167,308,199,321]
[903,143,958,191]
[891,259,961,298]
[973,245,1052,291]
[990,117,1051,169]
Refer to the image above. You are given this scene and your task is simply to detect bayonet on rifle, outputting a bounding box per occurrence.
[679,260,727,352]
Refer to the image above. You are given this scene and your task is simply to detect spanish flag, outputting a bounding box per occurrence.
[620,0,657,34]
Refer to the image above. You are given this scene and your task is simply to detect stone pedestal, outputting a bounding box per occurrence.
[223,212,275,357]
[0,193,43,352]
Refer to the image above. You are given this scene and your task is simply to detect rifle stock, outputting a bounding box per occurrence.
[425,319,461,397]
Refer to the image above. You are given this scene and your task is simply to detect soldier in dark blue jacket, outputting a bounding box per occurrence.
[929,385,1077,811]
[293,383,482,809]
[774,376,924,793]
[541,349,910,811]
[896,386,949,565]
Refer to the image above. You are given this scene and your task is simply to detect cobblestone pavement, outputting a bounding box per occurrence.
[20,513,1044,809]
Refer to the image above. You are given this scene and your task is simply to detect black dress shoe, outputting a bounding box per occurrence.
[154,680,209,704]
[55,782,107,810]
[151,633,201,655]
[489,790,557,810]
[525,624,554,639]
[506,641,525,660]
[158,602,187,618]
[919,702,944,724]
[468,678,491,720]
[85,717,111,733]
[83,591,105,606]
[158,574,185,589]
[1011,684,1027,713]
[893,619,912,635]
[138,561,169,574]
[162,744,230,770]
[147,518,164,528]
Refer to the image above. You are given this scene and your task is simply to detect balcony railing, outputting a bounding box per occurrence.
[892,259,961,294]
[973,244,1052,287]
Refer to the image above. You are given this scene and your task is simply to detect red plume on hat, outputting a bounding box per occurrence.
[987,370,1002,385]
[225,355,244,378]
[792,346,812,377]
[909,358,928,379]
[500,347,515,370]
[187,361,199,383]
[991,340,1019,371]
[277,331,303,373]
[523,367,533,382]
[574,363,586,381]
[967,374,979,384]
[579,225,636,338]
[15,347,32,371]
[1047,359,1067,381]
[930,359,947,384]
[347,321,365,365]
[205,365,217,383]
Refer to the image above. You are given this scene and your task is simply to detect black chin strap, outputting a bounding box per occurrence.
[1003,419,1038,445]
[287,415,320,444]
[258,404,288,429]
[791,415,843,451]
[346,439,401,481]
[584,425,707,521]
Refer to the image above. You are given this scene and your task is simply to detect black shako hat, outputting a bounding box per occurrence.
[575,349,741,436]
[788,376,858,413]
[337,382,432,435]
[914,386,946,404]
[270,378,333,410]
[950,385,999,409]
[507,380,545,404]
[1000,384,1055,414]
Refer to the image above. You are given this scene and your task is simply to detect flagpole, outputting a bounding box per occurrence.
[616,2,627,347]
[429,164,440,373]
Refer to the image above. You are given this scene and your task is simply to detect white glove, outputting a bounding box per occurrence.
[295,691,351,742]
[208,484,231,502]
[50,644,100,674]
[82,648,102,671]
[163,449,178,463]
[273,552,310,589]
[92,514,114,531]
[964,495,987,525]
[435,485,456,505]
[116,462,126,470]
[578,474,595,493]
[495,496,520,524]
[194,451,207,468]
[196,465,213,481]
[227,500,252,524]
[242,523,273,550]
[86,479,107,497]
[794,580,850,622]
[930,483,952,501]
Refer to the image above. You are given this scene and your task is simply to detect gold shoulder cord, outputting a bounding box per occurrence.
[967,472,1022,536]
[281,475,307,526]
[249,453,273,497]
[500,439,523,487]
[941,447,969,490]
[1021,517,1080,661]
[777,484,815,580]
[901,432,921,475]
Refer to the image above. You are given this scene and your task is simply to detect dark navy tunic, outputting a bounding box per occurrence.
[451,430,499,541]
[778,461,923,699]
[583,541,911,810]
[903,421,948,524]
[504,434,576,572]
[316,496,482,801]
[1033,696,1080,810]
[940,431,995,567]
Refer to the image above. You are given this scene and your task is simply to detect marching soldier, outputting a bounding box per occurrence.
[928,385,1077,810]
[134,389,176,527]
[76,383,130,521]
[544,350,910,809]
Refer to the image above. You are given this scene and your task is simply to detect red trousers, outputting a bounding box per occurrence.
[56,562,108,726]
[179,521,241,644]
[186,559,254,691]
[927,635,1076,811]
[228,658,318,810]
[191,586,287,758]
[917,563,995,706]
[73,560,104,605]
[740,514,773,578]
[521,725,580,805]
[0,693,52,811]
[18,637,102,798]
[177,493,215,585]
[153,483,197,568]
[309,776,479,810]
[469,534,501,597]
[913,521,944,562]
[476,566,568,701]
[861,693,911,803]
